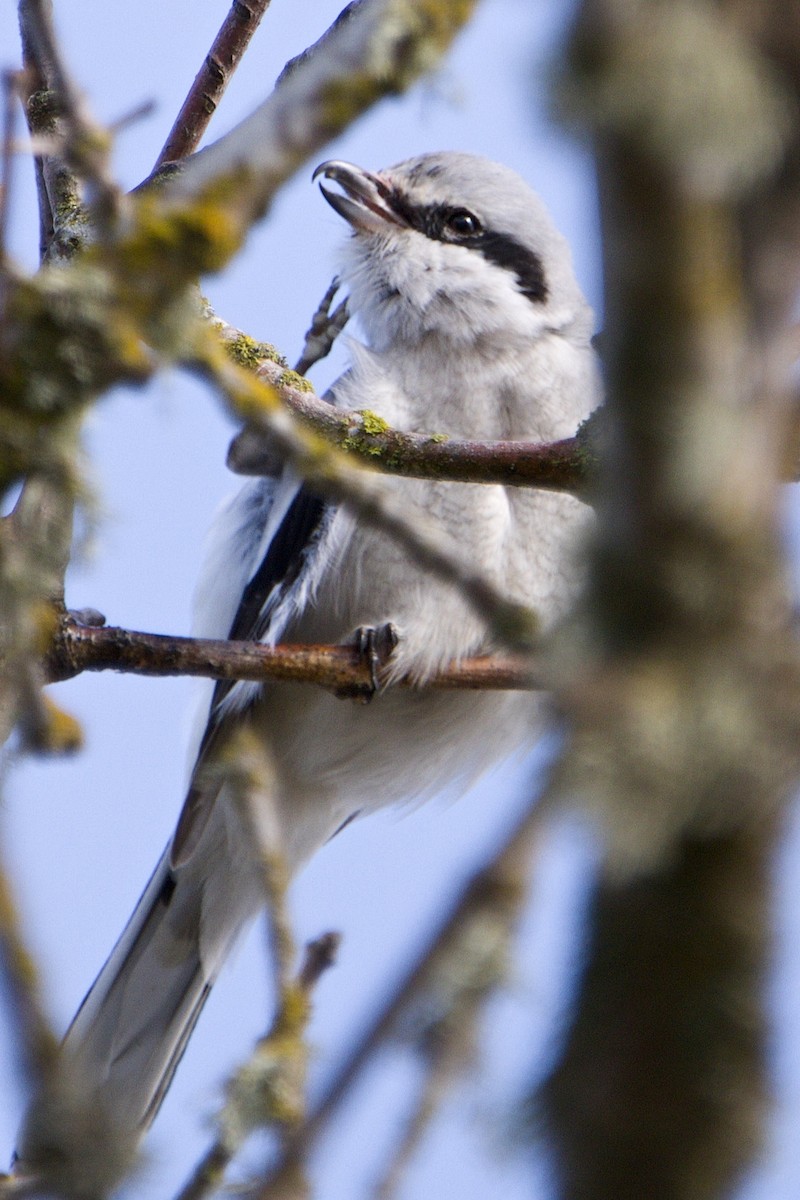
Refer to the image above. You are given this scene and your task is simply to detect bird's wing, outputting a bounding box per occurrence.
[31,473,331,1144]
[171,474,328,867]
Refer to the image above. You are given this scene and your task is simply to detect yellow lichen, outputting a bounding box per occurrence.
[35,695,84,756]
[277,368,314,393]
[357,408,391,436]
[113,194,243,280]
[224,334,287,371]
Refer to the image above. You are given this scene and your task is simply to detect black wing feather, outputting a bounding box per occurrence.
[170,485,326,867]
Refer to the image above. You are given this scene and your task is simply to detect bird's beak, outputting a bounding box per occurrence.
[313,160,408,233]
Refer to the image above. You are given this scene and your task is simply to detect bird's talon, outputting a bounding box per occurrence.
[340,622,399,702]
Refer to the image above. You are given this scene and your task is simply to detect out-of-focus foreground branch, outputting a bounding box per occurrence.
[253,786,546,1198]
[538,4,800,1199]
[0,0,479,744]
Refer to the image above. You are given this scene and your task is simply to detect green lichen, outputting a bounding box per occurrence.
[342,433,384,459]
[277,368,314,393]
[357,408,390,436]
[225,334,287,371]
[26,89,62,133]
[112,190,244,285]
[574,406,604,476]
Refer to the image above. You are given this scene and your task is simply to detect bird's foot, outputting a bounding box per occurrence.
[339,622,399,702]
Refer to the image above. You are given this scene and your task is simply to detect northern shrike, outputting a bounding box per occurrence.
[21,153,600,1157]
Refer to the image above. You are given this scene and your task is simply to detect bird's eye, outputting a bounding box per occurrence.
[444,208,482,237]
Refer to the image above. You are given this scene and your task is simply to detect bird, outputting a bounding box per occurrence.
[18,152,600,1167]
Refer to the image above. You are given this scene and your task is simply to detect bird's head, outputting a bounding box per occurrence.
[313,152,593,352]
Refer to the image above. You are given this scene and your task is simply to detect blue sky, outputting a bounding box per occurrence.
[0,2,798,1197]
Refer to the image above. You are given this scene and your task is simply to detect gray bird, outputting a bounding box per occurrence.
[20,152,599,1163]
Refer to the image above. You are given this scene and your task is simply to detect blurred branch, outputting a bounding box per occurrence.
[542,823,773,1200]
[0,69,21,276]
[176,916,341,1200]
[254,791,545,1197]
[0,844,135,1200]
[0,852,61,1103]
[369,1058,450,1200]
[45,616,543,693]
[155,0,274,169]
[17,0,74,257]
[540,2,800,1197]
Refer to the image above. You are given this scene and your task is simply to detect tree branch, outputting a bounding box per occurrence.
[199,345,540,652]
[45,618,542,694]
[253,788,546,1197]
[17,0,121,239]
[216,320,597,495]
[155,0,275,169]
[171,0,478,221]
[539,3,800,1197]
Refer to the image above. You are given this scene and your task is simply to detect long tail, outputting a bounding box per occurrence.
[60,845,213,1133]
[18,812,261,1176]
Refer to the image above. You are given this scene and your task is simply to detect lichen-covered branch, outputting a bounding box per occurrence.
[18,0,121,243]
[254,789,544,1197]
[221,335,595,495]
[202,750,343,1200]
[197,343,539,652]
[539,3,800,1197]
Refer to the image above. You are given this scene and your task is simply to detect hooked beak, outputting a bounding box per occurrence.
[313,160,407,233]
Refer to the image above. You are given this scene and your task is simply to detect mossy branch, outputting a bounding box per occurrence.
[253,790,545,1196]
[195,341,540,653]
[225,341,597,496]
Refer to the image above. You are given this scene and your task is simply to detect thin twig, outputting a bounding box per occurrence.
[155,0,274,169]
[18,0,121,242]
[16,5,55,257]
[0,70,20,272]
[174,927,340,1200]
[45,619,542,693]
[0,852,61,1090]
[370,1059,449,1200]
[297,933,341,991]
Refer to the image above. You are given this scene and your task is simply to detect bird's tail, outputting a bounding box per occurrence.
[17,830,259,1179]
[61,846,212,1132]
